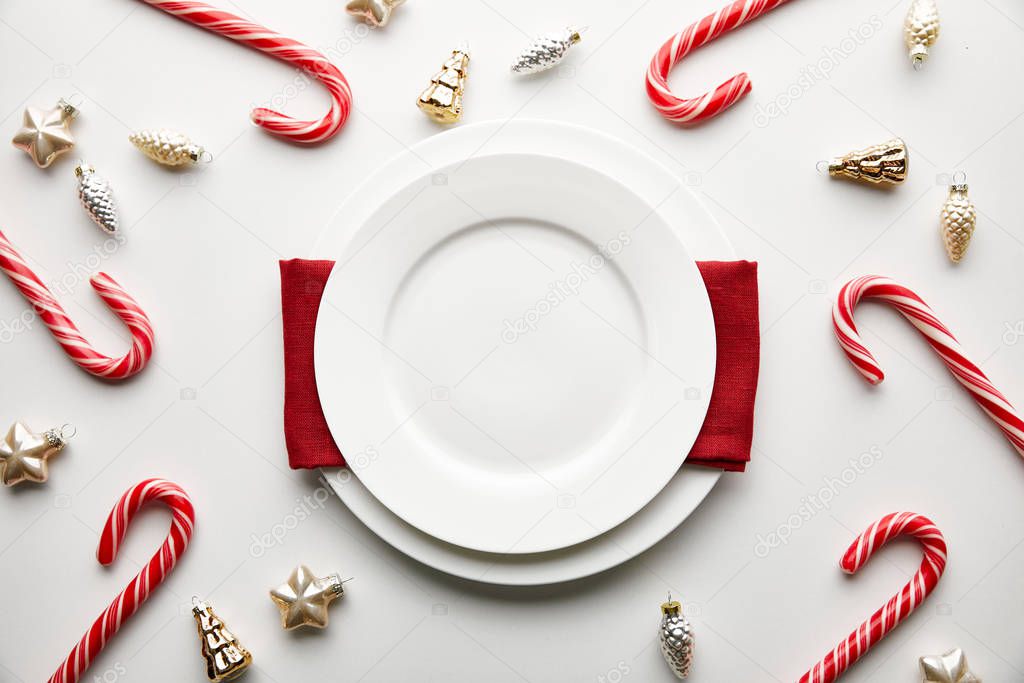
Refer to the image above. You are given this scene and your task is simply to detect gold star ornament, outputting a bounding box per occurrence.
[269,565,346,630]
[11,99,79,168]
[345,0,405,27]
[920,648,980,683]
[0,421,71,486]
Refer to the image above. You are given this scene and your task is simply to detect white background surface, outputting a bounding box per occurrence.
[0,0,1022,681]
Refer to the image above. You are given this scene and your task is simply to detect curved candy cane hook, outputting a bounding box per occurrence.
[646,0,795,124]
[138,0,352,144]
[48,479,195,683]
[0,230,154,380]
[834,275,1024,457]
[799,512,947,683]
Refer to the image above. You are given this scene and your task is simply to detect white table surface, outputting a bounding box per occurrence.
[1,0,1023,681]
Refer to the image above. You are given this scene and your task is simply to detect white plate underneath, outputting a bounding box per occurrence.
[313,120,733,584]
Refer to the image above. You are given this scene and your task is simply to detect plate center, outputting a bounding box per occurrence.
[382,218,647,480]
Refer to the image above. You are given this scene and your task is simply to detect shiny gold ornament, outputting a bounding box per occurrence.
[11,99,79,168]
[0,421,72,486]
[940,172,976,263]
[919,648,980,682]
[828,138,908,185]
[269,565,346,630]
[192,598,252,682]
[346,0,405,27]
[905,0,940,69]
[417,46,470,124]
[659,595,694,679]
[129,129,208,167]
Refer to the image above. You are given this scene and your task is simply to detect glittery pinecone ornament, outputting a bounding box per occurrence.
[192,598,253,682]
[74,163,119,234]
[129,129,207,166]
[510,27,582,75]
[941,175,976,263]
[828,138,908,186]
[417,47,470,124]
[659,596,694,679]
[904,0,940,69]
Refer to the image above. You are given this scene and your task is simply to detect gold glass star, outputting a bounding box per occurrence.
[920,648,980,683]
[0,421,67,486]
[11,100,78,168]
[269,565,345,630]
[345,0,405,27]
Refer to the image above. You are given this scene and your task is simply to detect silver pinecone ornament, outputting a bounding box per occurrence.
[904,0,940,69]
[940,173,976,263]
[659,596,694,679]
[129,129,207,167]
[510,27,582,75]
[74,163,119,235]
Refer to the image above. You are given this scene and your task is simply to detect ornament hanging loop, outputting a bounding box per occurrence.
[59,424,77,441]
[951,170,967,189]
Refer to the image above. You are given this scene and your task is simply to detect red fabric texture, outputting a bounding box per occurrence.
[280,259,759,472]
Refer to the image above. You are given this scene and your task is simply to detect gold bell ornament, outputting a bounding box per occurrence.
[129,129,210,167]
[904,0,940,69]
[192,597,253,682]
[659,594,694,679]
[11,97,80,168]
[827,138,908,186]
[417,45,470,124]
[940,172,976,263]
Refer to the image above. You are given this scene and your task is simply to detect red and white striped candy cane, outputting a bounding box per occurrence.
[0,229,154,380]
[137,0,352,143]
[48,479,195,683]
[834,275,1024,457]
[646,0,795,124]
[799,512,947,683]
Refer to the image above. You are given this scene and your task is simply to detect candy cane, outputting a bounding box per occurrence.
[799,512,947,683]
[834,275,1024,457]
[0,229,154,380]
[137,0,352,143]
[48,479,195,683]
[646,0,795,124]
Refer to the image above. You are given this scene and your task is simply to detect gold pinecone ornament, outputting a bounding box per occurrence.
[129,129,207,166]
[828,138,908,186]
[904,0,940,69]
[192,598,253,682]
[417,46,470,124]
[940,174,976,263]
[659,596,694,679]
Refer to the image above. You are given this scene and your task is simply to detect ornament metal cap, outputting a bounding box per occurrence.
[827,138,908,186]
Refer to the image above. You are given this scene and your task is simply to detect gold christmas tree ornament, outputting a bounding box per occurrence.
[129,129,210,166]
[940,172,976,263]
[0,421,73,486]
[659,595,694,679]
[828,138,908,186]
[346,0,405,27]
[417,46,470,124]
[12,98,80,168]
[904,0,940,69]
[192,598,253,682]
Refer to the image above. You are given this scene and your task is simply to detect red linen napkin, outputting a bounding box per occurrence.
[280,259,759,472]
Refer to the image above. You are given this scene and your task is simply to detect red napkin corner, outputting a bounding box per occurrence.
[281,259,759,472]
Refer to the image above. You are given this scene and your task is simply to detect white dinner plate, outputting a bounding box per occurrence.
[314,136,716,554]
[314,120,733,583]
